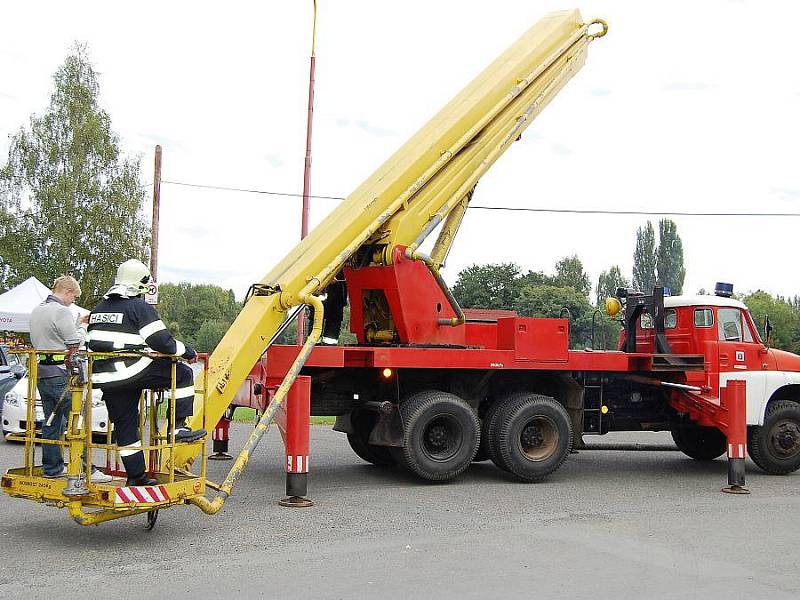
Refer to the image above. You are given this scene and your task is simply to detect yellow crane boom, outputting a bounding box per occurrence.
[179,10,607,472]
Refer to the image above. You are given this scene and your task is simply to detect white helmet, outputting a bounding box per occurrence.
[114,259,151,296]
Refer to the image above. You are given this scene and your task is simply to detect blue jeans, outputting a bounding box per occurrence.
[38,374,69,476]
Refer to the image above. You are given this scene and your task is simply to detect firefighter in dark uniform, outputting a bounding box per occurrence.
[87,259,207,486]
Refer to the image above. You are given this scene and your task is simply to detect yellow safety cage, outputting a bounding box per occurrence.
[1,349,208,528]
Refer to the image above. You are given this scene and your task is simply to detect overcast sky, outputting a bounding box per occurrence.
[2,1,799,301]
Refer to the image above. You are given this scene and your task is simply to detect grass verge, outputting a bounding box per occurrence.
[232,407,335,426]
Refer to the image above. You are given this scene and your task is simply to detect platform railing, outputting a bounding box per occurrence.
[1,348,208,525]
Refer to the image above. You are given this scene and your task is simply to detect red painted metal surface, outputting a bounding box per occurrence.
[345,247,465,346]
[271,376,311,474]
[497,317,568,362]
[212,417,230,444]
[263,342,655,379]
[724,380,747,458]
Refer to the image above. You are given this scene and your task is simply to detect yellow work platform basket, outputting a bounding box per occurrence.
[1,349,209,528]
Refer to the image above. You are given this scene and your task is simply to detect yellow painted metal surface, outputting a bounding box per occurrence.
[182,11,606,469]
[1,467,203,508]
[1,349,209,525]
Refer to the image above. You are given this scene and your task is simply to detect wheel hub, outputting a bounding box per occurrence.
[521,425,544,448]
[519,417,558,461]
[427,425,447,447]
[422,416,461,461]
[771,421,800,457]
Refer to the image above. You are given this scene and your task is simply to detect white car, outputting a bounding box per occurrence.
[2,377,111,440]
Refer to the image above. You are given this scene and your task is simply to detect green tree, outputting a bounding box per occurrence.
[656,219,686,295]
[632,221,657,294]
[193,320,230,353]
[0,44,148,303]
[521,269,552,288]
[743,290,799,352]
[157,282,240,348]
[452,262,522,309]
[596,265,629,307]
[594,265,627,349]
[552,255,591,297]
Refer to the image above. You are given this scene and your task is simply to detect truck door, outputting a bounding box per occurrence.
[716,307,766,423]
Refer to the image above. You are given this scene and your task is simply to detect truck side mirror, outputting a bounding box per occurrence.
[764,315,773,347]
[11,364,25,379]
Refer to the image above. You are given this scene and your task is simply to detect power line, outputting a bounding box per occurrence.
[468,206,800,218]
[150,179,800,218]
[161,180,345,201]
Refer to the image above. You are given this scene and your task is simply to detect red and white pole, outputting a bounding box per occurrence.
[279,375,313,507]
[722,379,749,494]
[209,415,232,461]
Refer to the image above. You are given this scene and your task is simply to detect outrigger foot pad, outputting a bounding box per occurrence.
[208,452,233,461]
[279,496,315,508]
[721,485,750,495]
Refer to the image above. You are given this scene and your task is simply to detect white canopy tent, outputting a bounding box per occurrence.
[0,277,88,332]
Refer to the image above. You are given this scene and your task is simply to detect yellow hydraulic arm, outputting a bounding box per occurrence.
[179,10,607,484]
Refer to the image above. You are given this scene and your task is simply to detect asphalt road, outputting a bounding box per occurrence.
[0,425,798,600]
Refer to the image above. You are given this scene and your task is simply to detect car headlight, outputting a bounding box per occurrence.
[4,391,20,407]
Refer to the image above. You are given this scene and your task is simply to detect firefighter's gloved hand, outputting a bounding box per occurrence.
[183,345,197,364]
[64,346,79,371]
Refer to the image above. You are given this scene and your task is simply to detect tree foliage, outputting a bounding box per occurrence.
[596,265,629,307]
[0,44,148,304]
[452,263,522,309]
[452,256,620,349]
[552,255,591,297]
[632,221,657,294]
[157,282,241,353]
[656,219,686,295]
[742,290,800,353]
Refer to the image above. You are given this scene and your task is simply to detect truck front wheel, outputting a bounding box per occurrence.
[748,400,800,475]
[671,426,726,460]
[492,394,573,482]
[394,390,479,482]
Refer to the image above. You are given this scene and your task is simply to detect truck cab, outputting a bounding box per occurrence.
[633,293,800,474]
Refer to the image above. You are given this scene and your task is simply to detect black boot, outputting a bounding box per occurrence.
[126,473,158,487]
[121,450,157,487]
[170,419,207,442]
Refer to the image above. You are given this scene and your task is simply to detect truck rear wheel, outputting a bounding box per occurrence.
[492,394,572,482]
[346,408,396,467]
[474,399,505,463]
[670,426,726,460]
[748,400,800,475]
[395,390,479,482]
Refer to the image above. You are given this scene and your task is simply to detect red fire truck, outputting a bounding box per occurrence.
[223,267,800,494]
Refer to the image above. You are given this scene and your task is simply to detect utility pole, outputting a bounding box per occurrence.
[150,145,162,281]
[297,0,318,344]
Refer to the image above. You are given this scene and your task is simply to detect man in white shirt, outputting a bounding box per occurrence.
[29,275,112,482]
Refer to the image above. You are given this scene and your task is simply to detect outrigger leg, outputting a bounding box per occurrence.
[721,380,750,495]
[277,375,313,508]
